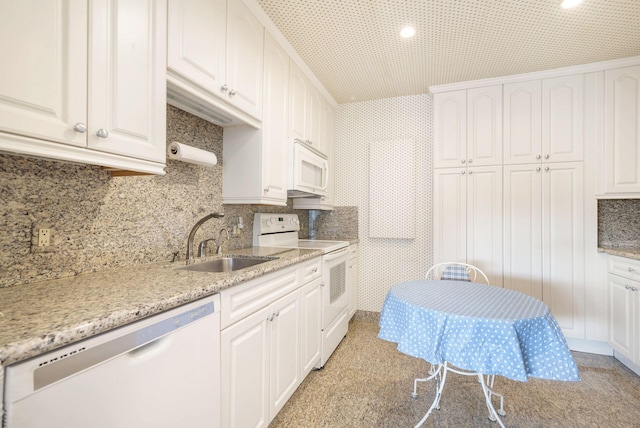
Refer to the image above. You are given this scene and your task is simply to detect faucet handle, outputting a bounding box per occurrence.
[198,239,217,258]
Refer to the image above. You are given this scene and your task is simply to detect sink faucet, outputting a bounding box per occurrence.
[216,228,230,254]
[186,212,224,262]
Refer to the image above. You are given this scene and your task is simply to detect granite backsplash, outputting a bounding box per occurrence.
[598,199,640,247]
[0,105,356,289]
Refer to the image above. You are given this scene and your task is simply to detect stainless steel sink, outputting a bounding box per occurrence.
[178,256,274,273]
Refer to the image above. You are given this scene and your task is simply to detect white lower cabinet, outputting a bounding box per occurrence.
[433,165,503,287]
[503,162,585,338]
[220,258,322,427]
[608,256,640,373]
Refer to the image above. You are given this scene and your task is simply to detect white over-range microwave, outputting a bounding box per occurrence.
[287,139,329,198]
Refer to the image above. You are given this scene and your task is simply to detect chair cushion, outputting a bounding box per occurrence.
[441,265,471,281]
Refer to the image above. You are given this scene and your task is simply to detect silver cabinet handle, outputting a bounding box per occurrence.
[220,84,228,93]
[536,155,541,160]
[461,159,466,164]
[545,167,550,171]
[73,123,87,133]
[311,267,318,273]
[629,267,635,272]
[545,154,550,159]
[264,187,270,193]
[229,89,236,97]
[536,167,541,172]
[96,128,109,138]
[468,159,473,163]
[461,170,466,175]
[267,314,274,322]
[468,170,473,175]
[274,310,280,317]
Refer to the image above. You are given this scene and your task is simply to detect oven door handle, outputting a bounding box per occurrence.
[323,247,349,261]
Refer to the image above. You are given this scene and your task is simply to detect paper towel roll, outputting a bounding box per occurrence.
[167,142,217,167]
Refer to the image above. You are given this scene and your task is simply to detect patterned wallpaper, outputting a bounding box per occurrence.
[335,94,433,312]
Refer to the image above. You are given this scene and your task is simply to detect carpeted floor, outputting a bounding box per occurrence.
[269,319,640,427]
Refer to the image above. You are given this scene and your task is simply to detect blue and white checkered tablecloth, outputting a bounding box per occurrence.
[378,280,580,382]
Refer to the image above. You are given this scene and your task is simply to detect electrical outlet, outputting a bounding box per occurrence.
[38,228,51,247]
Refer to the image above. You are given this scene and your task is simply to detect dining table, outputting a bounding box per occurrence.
[378,279,580,427]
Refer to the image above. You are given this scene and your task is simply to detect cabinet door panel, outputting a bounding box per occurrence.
[261,32,289,203]
[301,278,322,377]
[270,291,301,419]
[0,0,87,147]
[88,0,166,162]
[543,75,584,162]
[503,165,543,299]
[608,274,636,360]
[604,66,640,194]
[542,162,584,338]
[433,168,467,264]
[221,306,270,428]
[226,0,264,120]
[167,0,226,96]
[503,80,542,165]
[433,91,466,168]
[288,61,308,142]
[466,166,503,287]
[467,86,502,166]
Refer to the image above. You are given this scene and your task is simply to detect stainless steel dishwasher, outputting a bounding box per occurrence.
[3,294,221,428]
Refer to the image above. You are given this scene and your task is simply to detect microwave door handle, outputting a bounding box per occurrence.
[320,158,329,191]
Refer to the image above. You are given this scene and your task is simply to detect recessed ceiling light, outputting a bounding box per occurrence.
[400,26,415,38]
[561,0,583,8]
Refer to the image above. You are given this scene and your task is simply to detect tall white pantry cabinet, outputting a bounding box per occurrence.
[431,61,621,348]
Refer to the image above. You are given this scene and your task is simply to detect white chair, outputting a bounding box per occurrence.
[425,262,489,285]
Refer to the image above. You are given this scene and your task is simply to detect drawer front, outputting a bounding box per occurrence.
[347,244,358,260]
[608,255,640,281]
[298,257,322,284]
[220,265,298,329]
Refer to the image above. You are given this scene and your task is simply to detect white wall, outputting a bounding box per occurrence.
[335,94,432,312]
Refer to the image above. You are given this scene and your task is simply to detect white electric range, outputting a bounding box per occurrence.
[253,213,350,368]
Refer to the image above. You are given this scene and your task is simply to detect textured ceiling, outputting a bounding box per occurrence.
[256,0,640,103]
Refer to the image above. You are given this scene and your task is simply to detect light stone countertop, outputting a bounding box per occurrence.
[0,246,323,368]
[598,245,640,261]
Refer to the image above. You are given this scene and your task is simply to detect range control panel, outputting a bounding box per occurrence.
[253,213,300,235]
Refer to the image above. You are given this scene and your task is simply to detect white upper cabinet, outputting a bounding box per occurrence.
[504,75,583,165]
[167,0,264,127]
[542,75,584,163]
[88,0,167,163]
[466,85,503,166]
[433,90,466,168]
[0,0,87,147]
[222,32,288,206]
[288,61,326,155]
[603,65,640,195]
[0,0,167,174]
[167,0,226,98]
[504,80,542,165]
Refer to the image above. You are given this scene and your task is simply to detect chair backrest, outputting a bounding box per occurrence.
[426,262,490,285]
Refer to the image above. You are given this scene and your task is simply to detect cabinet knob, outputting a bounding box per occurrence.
[536,167,541,172]
[220,84,229,93]
[311,267,318,273]
[468,170,473,175]
[73,123,87,133]
[264,187,270,193]
[274,310,280,317]
[267,314,274,322]
[461,170,466,175]
[96,128,109,138]
[536,155,541,160]
[629,267,635,272]
[229,89,236,97]
[545,167,550,172]
[468,159,473,163]
[545,154,550,159]
[461,159,466,164]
